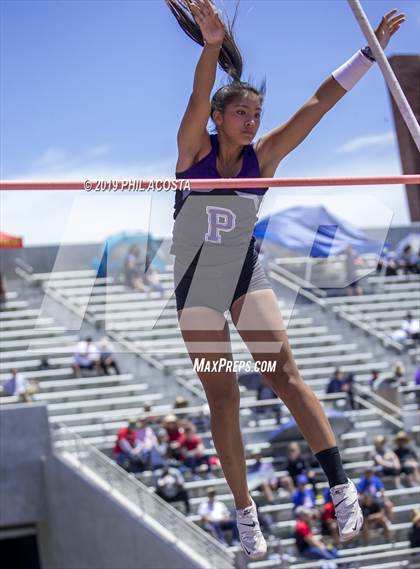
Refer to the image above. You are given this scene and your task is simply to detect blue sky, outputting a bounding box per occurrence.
[1,0,419,245]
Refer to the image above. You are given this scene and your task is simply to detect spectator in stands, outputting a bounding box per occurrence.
[292,474,316,511]
[415,367,420,386]
[376,249,398,276]
[326,368,348,395]
[344,244,363,296]
[142,403,161,431]
[0,272,6,304]
[180,422,208,476]
[360,493,391,546]
[155,427,170,460]
[123,245,146,291]
[357,467,394,521]
[281,442,318,496]
[173,395,191,423]
[154,465,191,514]
[402,313,420,342]
[344,372,357,410]
[71,337,101,378]
[371,435,401,488]
[98,337,121,375]
[163,414,186,462]
[247,451,279,504]
[144,254,165,297]
[321,488,340,548]
[2,368,38,403]
[409,509,420,549]
[135,417,166,470]
[392,361,407,385]
[369,369,380,390]
[198,488,240,545]
[113,418,142,472]
[397,244,417,274]
[294,506,339,563]
[393,313,420,343]
[393,431,420,486]
[255,381,282,424]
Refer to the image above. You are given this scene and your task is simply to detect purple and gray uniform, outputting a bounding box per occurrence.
[171,134,272,313]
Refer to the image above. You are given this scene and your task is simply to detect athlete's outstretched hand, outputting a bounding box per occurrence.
[375,9,405,49]
[186,0,225,46]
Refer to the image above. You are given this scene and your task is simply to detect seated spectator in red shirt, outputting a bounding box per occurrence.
[113,418,143,472]
[180,422,209,476]
[295,506,339,562]
[163,414,186,461]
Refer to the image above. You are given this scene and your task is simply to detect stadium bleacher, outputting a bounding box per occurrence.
[1,250,419,568]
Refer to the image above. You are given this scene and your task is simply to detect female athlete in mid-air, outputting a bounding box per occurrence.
[166,0,404,559]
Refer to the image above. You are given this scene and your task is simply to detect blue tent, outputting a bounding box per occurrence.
[254,205,383,257]
[92,231,165,278]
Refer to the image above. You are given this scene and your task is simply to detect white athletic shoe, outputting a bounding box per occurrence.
[236,498,267,560]
[331,479,363,541]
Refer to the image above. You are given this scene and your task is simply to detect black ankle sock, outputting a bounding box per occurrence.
[315,446,348,488]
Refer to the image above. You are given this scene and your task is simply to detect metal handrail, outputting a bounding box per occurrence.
[52,422,234,569]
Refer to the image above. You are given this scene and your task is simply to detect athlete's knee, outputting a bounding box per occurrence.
[263,362,304,398]
[206,382,240,413]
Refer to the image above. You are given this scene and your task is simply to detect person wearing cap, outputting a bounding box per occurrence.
[357,467,394,521]
[154,464,191,514]
[393,431,420,486]
[198,488,239,545]
[370,435,401,488]
[292,474,316,511]
[409,509,420,549]
[163,414,186,462]
[294,506,339,564]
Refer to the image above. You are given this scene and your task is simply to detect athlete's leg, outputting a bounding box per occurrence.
[177,306,251,509]
[230,289,336,453]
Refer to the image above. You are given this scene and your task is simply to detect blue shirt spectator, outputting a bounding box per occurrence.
[292,474,316,510]
[357,469,384,497]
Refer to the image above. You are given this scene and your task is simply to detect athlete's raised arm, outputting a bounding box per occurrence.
[166,0,227,170]
[255,9,405,178]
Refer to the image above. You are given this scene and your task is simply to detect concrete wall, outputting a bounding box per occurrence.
[0,404,51,527]
[39,454,202,569]
[0,405,223,569]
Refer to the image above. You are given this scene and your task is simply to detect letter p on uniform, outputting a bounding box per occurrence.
[205,206,236,244]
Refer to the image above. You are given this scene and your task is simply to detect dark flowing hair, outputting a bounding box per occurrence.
[166,0,266,117]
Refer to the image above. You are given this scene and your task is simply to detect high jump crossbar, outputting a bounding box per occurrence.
[0,175,419,191]
[348,0,420,153]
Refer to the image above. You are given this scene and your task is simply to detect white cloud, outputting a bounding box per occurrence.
[335,132,395,153]
[2,148,176,245]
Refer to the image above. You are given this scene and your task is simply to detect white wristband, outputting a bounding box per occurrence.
[332,50,374,91]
